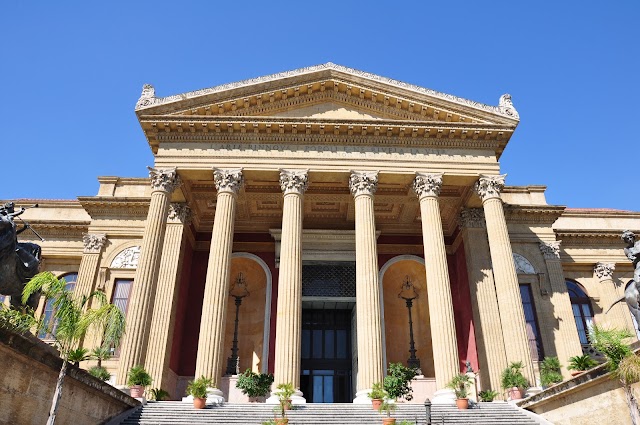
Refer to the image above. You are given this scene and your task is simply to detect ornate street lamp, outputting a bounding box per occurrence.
[398,275,421,372]
[226,272,250,375]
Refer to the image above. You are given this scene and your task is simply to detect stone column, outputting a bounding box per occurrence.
[539,242,583,378]
[474,175,535,385]
[145,203,191,396]
[269,170,308,404]
[117,167,180,385]
[75,233,107,299]
[459,208,507,396]
[350,171,384,404]
[595,262,632,331]
[413,173,459,398]
[194,169,243,403]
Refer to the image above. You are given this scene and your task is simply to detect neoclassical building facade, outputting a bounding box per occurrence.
[6,64,639,403]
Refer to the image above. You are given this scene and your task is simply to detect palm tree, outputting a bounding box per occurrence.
[22,272,126,425]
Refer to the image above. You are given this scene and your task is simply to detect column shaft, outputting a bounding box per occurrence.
[596,263,632,331]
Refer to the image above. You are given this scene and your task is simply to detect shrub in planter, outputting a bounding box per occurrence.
[150,388,170,401]
[567,354,598,376]
[378,400,397,425]
[446,373,473,409]
[368,382,387,410]
[127,365,152,398]
[236,369,274,399]
[478,389,499,402]
[500,361,529,400]
[89,366,111,382]
[275,382,295,411]
[384,363,419,401]
[186,376,214,409]
[540,356,563,387]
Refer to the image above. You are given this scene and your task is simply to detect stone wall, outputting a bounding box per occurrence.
[0,328,139,425]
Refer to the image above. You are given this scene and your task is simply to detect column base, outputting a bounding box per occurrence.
[353,389,374,404]
[181,387,225,405]
[431,389,456,405]
[266,389,306,404]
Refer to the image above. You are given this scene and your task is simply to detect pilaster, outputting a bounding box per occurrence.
[595,262,631,331]
[75,233,107,299]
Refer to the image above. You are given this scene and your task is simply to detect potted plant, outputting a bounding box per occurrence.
[478,389,498,402]
[236,368,274,401]
[368,382,387,410]
[568,354,598,376]
[150,388,170,401]
[127,365,152,398]
[378,400,397,425]
[540,356,563,388]
[500,361,529,400]
[88,365,111,382]
[384,362,419,401]
[275,382,295,411]
[446,373,473,409]
[186,376,213,409]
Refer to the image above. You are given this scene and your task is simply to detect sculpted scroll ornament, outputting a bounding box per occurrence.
[148,167,181,193]
[499,94,520,119]
[595,262,615,280]
[168,203,192,224]
[474,174,506,202]
[111,246,141,269]
[412,173,443,199]
[213,168,243,194]
[279,170,309,195]
[135,84,157,109]
[349,171,378,197]
[82,233,107,254]
[458,208,486,229]
[539,241,562,260]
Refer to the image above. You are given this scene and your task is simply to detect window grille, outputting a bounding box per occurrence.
[302,263,356,298]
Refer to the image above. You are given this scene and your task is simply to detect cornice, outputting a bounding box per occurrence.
[503,204,566,225]
[17,221,89,239]
[554,229,631,246]
[135,63,520,122]
[77,197,150,219]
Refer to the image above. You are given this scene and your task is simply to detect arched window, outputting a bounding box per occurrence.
[567,280,594,345]
[39,273,78,339]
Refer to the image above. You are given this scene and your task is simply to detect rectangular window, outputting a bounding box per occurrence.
[111,279,133,355]
[519,284,543,361]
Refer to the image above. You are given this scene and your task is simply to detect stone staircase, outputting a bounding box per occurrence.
[117,401,547,425]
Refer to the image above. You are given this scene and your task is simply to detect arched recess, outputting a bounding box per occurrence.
[379,255,434,377]
[222,253,272,374]
[566,279,595,346]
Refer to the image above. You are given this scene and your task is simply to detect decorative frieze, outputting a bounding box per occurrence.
[148,167,181,193]
[539,241,562,260]
[474,174,506,202]
[82,233,107,254]
[459,208,486,229]
[349,171,378,197]
[595,262,616,280]
[167,203,192,224]
[279,170,309,195]
[213,168,243,194]
[412,173,443,199]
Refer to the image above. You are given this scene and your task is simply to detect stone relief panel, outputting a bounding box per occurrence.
[513,253,536,274]
[110,246,141,269]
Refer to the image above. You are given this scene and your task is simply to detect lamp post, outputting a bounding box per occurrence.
[226,272,250,375]
[398,275,421,372]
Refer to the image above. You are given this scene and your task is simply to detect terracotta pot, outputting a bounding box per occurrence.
[193,397,206,409]
[570,371,582,377]
[455,398,469,410]
[382,419,396,425]
[129,385,144,398]
[282,399,292,410]
[275,419,289,425]
[372,398,383,410]
[508,387,523,400]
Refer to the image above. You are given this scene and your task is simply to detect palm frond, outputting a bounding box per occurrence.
[22,272,64,304]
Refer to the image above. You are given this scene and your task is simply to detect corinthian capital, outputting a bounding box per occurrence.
[413,173,443,199]
[213,168,243,194]
[595,262,615,280]
[349,171,378,197]
[459,208,486,229]
[148,167,181,193]
[539,241,561,260]
[279,169,309,195]
[83,233,107,254]
[474,174,506,202]
[168,203,192,224]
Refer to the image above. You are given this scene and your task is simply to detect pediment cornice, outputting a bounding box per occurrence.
[78,197,150,219]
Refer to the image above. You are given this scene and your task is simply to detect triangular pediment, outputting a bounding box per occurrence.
[268,101,387,120]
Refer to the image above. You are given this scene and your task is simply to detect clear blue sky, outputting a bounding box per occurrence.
[1,1,638,211]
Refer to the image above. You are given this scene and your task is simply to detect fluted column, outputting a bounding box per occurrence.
[75,234,107,299]
[271,170,308,402]
[595,262,632,331]
[145,203,191,396]
[413,173,459,391]
[194,169,243,398]
[350,171,384,403]
[117,167,180,385]
[459,209,507,395]
[474,174,534,385]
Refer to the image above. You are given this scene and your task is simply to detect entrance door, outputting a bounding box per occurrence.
[300,308,352,403]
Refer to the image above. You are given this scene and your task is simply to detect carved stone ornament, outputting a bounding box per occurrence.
[474,174,506,202]
[82,233,107,254]
[539,241,562,260]
[279,169,309,195]
[148,166,181,193]
[458,208,486,229]
[168,203,192,224]
[412,173,443,199]
[595,262,615,280]
[349,171,378,197]
[513,253,536,274]
[213,168,243,195]
[499,94,520,119]
[111,246,141,269]
[135,84,157,109]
